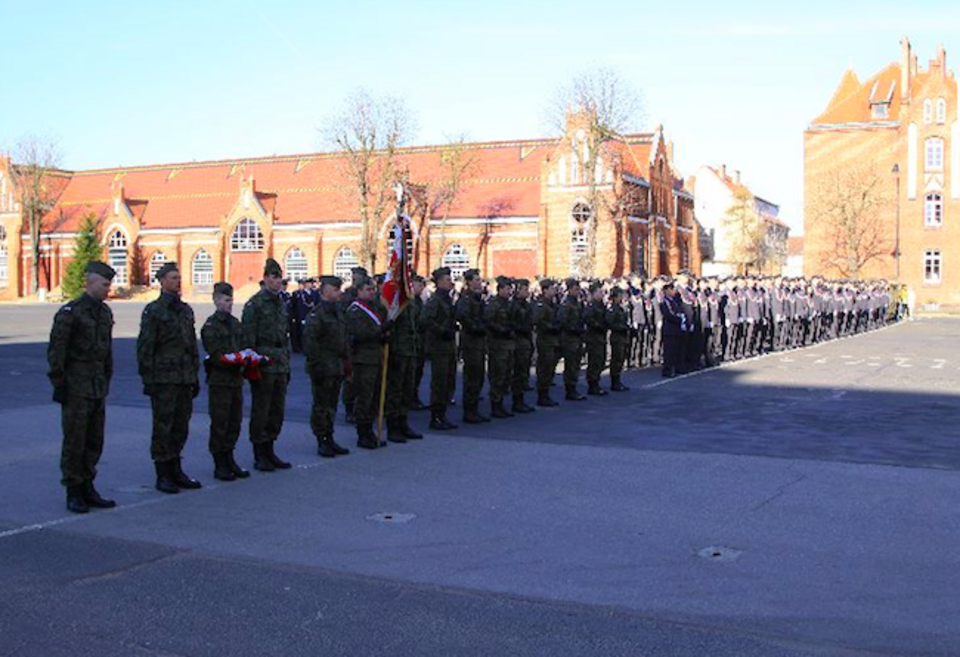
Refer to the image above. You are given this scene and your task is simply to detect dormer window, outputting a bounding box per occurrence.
[871,102,889,119]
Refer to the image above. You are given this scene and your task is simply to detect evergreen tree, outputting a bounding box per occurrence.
[62,213,102,298]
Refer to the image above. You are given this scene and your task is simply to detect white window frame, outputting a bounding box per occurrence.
[148,252,166,286]
[926,138,944,171]
[192,249,213,286]
[923,99,933,124]
[936,98,947,125]
[441,243,470,281]
[924,249,942,284]
[230,217,264,252]
[925,193,943,227]
[333,246,359,280]
[284,246,308,282]
[107,230,128,285]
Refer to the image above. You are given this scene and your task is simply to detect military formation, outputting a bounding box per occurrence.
[48,259,896,513]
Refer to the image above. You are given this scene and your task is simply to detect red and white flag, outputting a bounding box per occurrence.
[381,212,414,321]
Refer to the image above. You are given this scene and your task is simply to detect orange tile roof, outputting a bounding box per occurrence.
[812,64,901,125]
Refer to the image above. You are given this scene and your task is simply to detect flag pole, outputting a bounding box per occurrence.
[377,342,390,443]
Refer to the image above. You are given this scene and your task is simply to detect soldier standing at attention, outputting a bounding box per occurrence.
[242,258,293,472]
[484,276,516,419]
[534,278,561,407]
[410,275,429,411]
[303,276,352,458]
[456,268,489,423]
[340,266,368,425]
[137,262,202,494]
[422,267,458,430]
[557,278,587,401]
[48,261,117,514]
[346,276,389,449]
[510,278,537,413]
[583,281,609,396]
[200,282,250,481]
[384,276,424,444]
[606,286,630,392]
[660,280,684,378]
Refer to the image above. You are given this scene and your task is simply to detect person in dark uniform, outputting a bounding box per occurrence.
[422,267,458,430]
[660,280,684,378]
[200,282,250,481]
[557,278,586,401]
[340,266,368,425]
[410,275,429,411]
[484,276,516,418]
[510,278,537,413]
[456,268,489,423]
[304,276,351,458]
[48,261,117,514]
[290,279,307,354]
[384,277,424,444]
[345,277,389,449]
[583,281,609,396]
[137,262,202,494]
[534,278,561,407]
[606,286,630,391]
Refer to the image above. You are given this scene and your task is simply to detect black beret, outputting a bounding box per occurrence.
[514,278,530,287]
[565,277,580,289]
[319,275,342,288]
[85,261,116,281]
[213,282,233,296]
[496,275,514,288]
[264,258,282,277]
[155,262,179,281]
[351,266,368,276]
[539,278,556,288]
[412,274,426,284]
[463,268,481,281]
[432,267,451,281]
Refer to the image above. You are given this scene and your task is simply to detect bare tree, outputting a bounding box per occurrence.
[8,135,63,294]
[323,89,415,272]
[722,187,773,275]
[547,67,643,277]
[810,162,892,279]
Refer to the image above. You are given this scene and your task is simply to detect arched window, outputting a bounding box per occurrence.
[570,203,591,274]
[937,98,947,124]
[925,193,943,227]
[148,252,166,286]
[635,233,647,277]
[192,249,213,286]
[333,246,359,279]
[926,138,944,171]
[0,225,7,288]
[285,246,308,281]
[230,218,264,251]
[107,230,128,285]
[923,99,933,124]
[441,244,470,280]
[680,240,690,270]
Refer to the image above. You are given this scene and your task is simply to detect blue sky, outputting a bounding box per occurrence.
[2,0,959,234]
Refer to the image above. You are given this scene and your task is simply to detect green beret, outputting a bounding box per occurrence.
[264,258,282,277]
[213,282,233,296]
[155,262,179,281]
[463,268,481,281]
[319,275,342,288]
[539,278,556,289]
[432,267,451,281]
[85,261,116,281]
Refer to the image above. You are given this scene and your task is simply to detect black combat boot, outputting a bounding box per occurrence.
[66,485,90,514]
[82,481,116,508]
[411,396,429,411]
[317,436,336,458]
[213,453,237,481]
[611,376,629,392]
[512,395,536,414]
[587,381,608,396]
[171,458,203,489]
[329,436,350,455]
[226,451,250,478]
[565,385,586,401]
[490,401,512,419]
[253,443,276,472]
[267,442,292,469]
[440,411,459,430]
[430,410,448,430]
[357,424,384,449]
[345,402,356,425]
[463,407,486,424]
[399,416,423,440]
[387,417,408,444]
[537,390,559,407]
[155,461,180,494]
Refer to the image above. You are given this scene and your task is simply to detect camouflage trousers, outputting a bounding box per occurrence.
[461,348,486,412]
[150,384,193,463]
[487,345,514,404]
[385,351,416,419]
[352,362,382,427]
[208,385,243,455]
[310,375,342,439]
[429,351,457,412]
[585,339,607,384]
[60,394,106,487]
[561,338,583,386]
[249,373,288,445]
[609,338,628,378]
[512,346,534,397]
[535,342,560,393]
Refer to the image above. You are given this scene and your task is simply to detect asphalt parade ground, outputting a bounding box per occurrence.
[1,303,959,656]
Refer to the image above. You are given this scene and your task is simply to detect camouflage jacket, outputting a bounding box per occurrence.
[534,297,561,348]
[511,298,535,351]
[606,302,630,345]
[389,302,418,358]
[304,299,348,378]
[421,290,457,356]
[456,290,487,351]
[47,293,114,399]
[583,299,608,345]
[242,288,291,374]
[556,295,585,346]
[201,310,244,388]
[484,295,515,348]
[137,292,199,386]
[346,299,385,365]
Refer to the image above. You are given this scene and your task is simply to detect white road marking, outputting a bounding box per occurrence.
[932,360,947,370]
[845,360,865,366]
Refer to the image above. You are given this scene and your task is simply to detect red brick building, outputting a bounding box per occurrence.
[805,38,959,307]
[0,113,699,300]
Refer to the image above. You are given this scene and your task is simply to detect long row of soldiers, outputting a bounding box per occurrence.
[48,259,894,513]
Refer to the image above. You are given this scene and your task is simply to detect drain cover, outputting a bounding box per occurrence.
[697,546,742,562]
[366,512,416,524]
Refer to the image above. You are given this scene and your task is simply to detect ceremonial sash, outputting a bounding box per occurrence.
[350,300,382,326]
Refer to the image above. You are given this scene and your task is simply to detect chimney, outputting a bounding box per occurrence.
[721,164,727,179]
[734,170,741,185]
[938,45,947,78]
[901,37,912,103]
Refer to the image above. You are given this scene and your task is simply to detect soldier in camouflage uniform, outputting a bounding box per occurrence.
[534,278,561,407]
[304,276,351,458]
[385,281,424,444]
[48,261,117,514]
[346,277,389,449]
[137,262,202,494]
[422,267,458,430]
[200,282,250,481]
[484,276,516,418]
[456,268,489,423]
[340,266,368,424]
[557,278,587,401]
[510,278,537,414]
[583,281,609,396]
[410,275,429,410]
[606,286,631,392]
[241,258,293,472]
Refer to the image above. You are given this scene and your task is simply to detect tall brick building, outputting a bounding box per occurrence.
[805,38,959,307]
[0,113,699,300]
